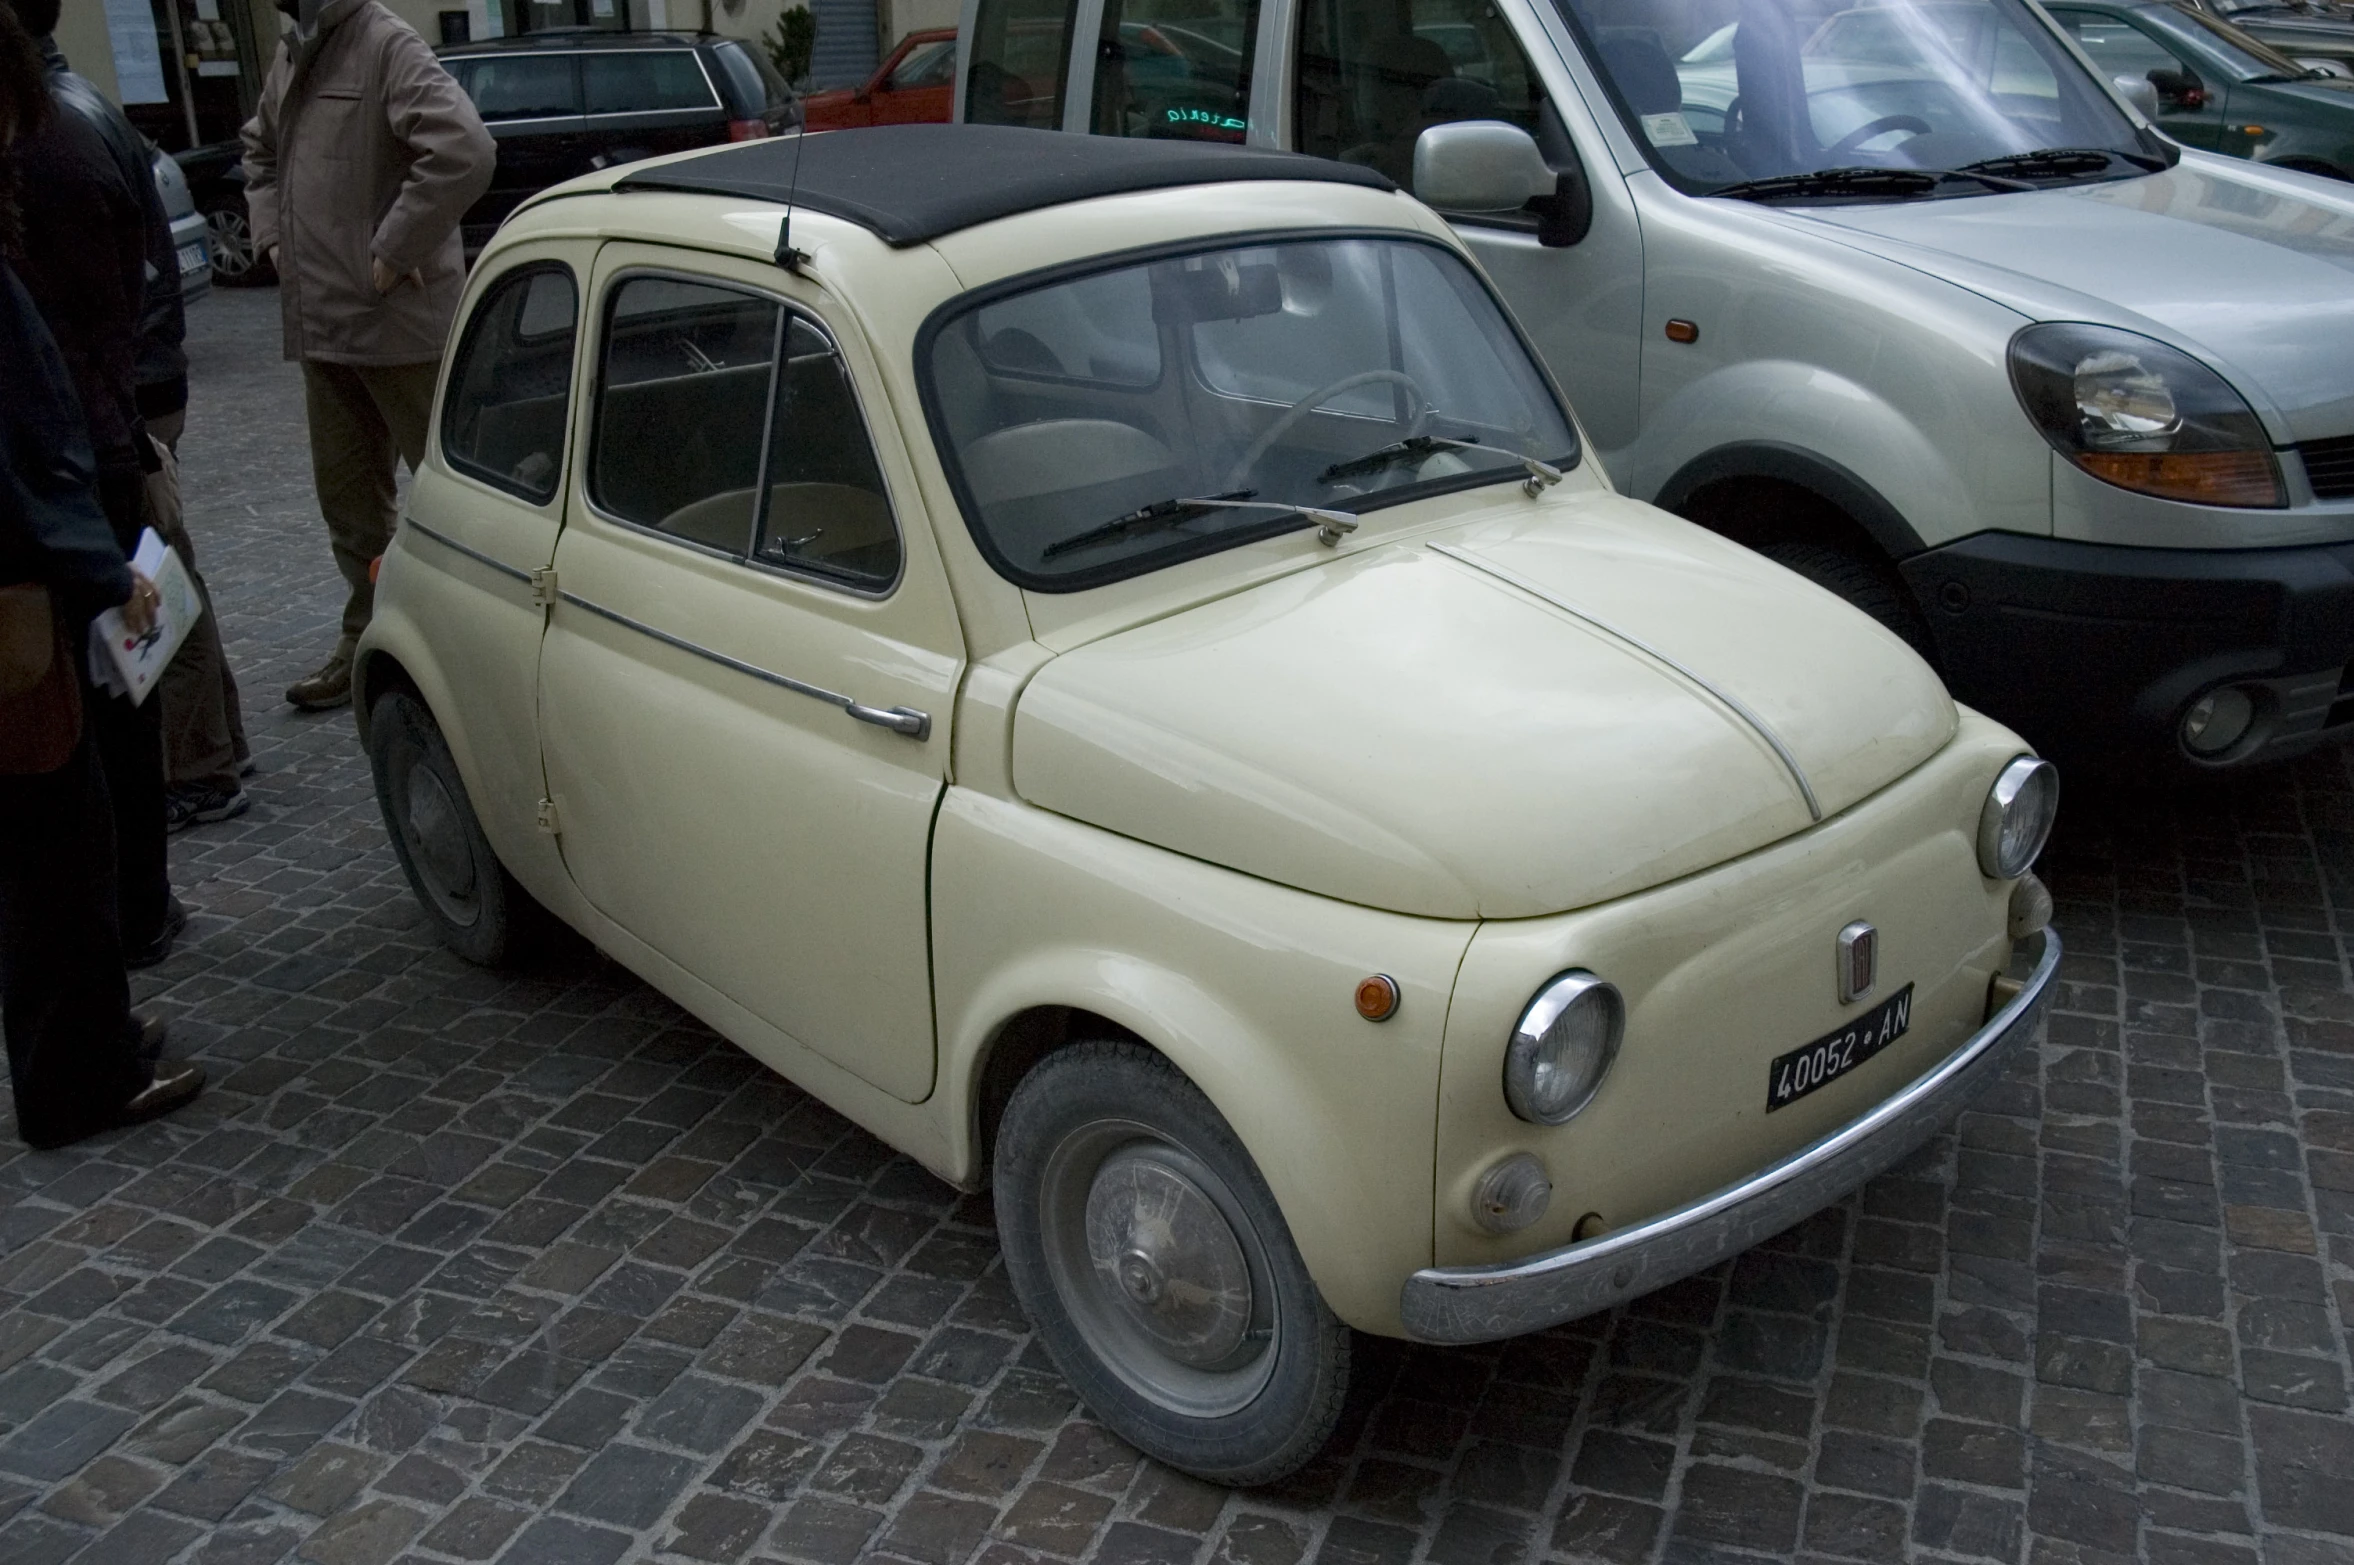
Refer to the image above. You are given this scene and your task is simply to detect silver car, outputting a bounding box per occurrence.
[150,145,211,307]
[959,0,2354,776]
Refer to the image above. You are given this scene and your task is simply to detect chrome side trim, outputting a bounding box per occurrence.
[556,591,931,741]
[1400,929,2059,1344]
[1431,542,1823,821]
[402,518,535,585]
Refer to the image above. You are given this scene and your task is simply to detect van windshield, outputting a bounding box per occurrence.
[1560,0,2156,196]
[922,237,1578,590]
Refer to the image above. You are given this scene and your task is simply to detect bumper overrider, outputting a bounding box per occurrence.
[1399,928,2060,1344]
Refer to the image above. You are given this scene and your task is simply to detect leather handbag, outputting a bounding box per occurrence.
[0,583,83,775]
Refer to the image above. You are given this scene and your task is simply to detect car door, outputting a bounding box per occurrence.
[399,243,589,883]
[2050,6,2231,147]
[536,246,963,1104]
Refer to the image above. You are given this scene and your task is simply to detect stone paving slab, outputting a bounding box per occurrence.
[0,287,2349,1565]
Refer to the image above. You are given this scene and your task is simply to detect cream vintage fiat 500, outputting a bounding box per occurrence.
[357,123,2059,1484]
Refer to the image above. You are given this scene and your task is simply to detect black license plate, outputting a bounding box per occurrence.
[1766,984,1914,1111]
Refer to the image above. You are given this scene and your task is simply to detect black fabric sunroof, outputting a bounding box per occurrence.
[611,124,1397,247]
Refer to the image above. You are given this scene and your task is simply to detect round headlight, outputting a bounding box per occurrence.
[2008,323,2283,508]
[1978,756,2059,880]
[1504,972,1623,1125]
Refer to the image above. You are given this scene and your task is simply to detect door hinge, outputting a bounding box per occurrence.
[536,796,561,835]
[529,566,558,607]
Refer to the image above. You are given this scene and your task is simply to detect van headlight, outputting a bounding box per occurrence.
[1978,756,2059,880]
[1504,972,1623,1125]
[2009,323,2283,508]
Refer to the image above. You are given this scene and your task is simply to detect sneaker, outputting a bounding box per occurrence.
[166,783,250,833]
[285,654,352,711]
[125,895,189,971]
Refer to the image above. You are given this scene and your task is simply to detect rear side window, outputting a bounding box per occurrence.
[966,0,1079,126]
[709,41,769,113]
[583,50,719,114]
[1091,0,1260,142]
[450,54,582,120]
[442,264,579,504]
[593,278,781,549]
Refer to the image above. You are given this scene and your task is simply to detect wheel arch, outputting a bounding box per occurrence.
[1654,441,1927,560]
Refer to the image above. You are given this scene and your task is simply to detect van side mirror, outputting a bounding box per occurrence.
[2111,74,2159,117]
[1414,121,1556,215]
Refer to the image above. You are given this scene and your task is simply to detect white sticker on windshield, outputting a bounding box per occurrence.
[1641,112,1699,147]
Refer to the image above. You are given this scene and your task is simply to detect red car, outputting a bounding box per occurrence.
[801,27,958,129]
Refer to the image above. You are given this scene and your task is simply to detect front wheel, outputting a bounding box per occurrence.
[994,1042,1350,1485]
[367,690,541,966]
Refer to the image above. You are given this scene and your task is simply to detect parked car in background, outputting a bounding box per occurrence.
[962,0,2354,778]
[359,123,2060,1484]
[151,145,212,305]
[2054,0,2354,176]
[802,26,957,128]
[2185,0,2354,75]
[176,141,272,288]
[437,29,800,254]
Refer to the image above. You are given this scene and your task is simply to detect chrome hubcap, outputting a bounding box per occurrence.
[403,763,477,912]
[1040,1122,1277,1417]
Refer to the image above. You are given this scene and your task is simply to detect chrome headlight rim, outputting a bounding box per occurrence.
[1977,755,2059,880]
[1503,971,1624,1126]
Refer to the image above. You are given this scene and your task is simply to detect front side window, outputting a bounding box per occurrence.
[450,54,582,120]
[966,0,1079,126]
[442,264,579,503]
[922,236,1577,590]
[1091,0,1261,142]
[754,318,901,591]
[890,38,960,90]
[583,49,718,114]
[2049,8,2189,87]
[1558,0,2153,196]
[1296,0,1550,184]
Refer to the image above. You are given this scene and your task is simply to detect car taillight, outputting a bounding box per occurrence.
[728,118,770,141]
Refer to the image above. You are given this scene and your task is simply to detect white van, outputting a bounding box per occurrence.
[955,0,2354,774]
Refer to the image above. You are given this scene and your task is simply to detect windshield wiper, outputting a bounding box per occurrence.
[1708,165,2033,202]
[1320,435,1566,495]
[1960,147,2167,178]
[1041,493,1359,560]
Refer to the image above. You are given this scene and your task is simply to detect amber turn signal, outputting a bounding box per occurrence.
[1354,974,1400,1022]
[1664,318,1699,344]
[2073,449,2282,507]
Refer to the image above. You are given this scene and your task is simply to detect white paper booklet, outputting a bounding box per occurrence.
[88,528,202,706]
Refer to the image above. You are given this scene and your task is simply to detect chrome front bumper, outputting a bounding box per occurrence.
[1399,928,2060,1345]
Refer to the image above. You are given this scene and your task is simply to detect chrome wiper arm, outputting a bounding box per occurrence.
[1041,494,1359,560]
[1320,434,1565,495]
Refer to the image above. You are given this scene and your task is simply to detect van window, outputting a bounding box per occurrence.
[1090,0,1260,141]
[753,318,902,591]
[449,54,581,120]
[708,41,770,113]
[442,264,579,504]
[2049,10,2185,86]
[890,37,960,90]
[966,0,1080,126]
[582,49,719,115]
[1295,0,1550,184]
[592,278,781,552]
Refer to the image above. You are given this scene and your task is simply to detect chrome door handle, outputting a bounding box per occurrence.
[846,702,931,740]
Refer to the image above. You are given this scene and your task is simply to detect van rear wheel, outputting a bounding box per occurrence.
[994,1042,1350,1485]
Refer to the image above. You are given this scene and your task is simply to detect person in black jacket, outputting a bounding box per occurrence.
[0,3,204,1149]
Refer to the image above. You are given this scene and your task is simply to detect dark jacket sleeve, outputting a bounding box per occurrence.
[48,65,186,425]
[0,265,135,614]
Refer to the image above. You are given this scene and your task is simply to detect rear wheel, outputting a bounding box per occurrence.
[994,1042,1350,1485]
[367,691,542,966]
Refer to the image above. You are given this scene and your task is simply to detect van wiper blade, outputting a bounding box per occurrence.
[1320,434,1565,492]
[1959,147,2166,177]
[1708,165,2033,201]
[1042,493,1359,559]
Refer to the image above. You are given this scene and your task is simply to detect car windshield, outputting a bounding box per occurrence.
[923,236,1577,589]
[1559,0,2153,195]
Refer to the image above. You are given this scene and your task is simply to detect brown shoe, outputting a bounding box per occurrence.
[285,655,352,711]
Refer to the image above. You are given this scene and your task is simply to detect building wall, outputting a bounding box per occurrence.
[377,0,958,63]
[53,0,124,100]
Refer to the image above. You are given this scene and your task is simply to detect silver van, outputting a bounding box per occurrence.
[954,0,2354,774]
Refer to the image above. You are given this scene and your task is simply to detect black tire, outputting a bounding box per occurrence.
[1756,538,1940,666]
[994,1042,1350,1485]
[202,201,274,287]
[367,691,542,966]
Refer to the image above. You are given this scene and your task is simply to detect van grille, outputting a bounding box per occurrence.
[2302,435,2354,501]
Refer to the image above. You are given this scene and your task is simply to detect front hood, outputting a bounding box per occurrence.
[1012,496,1957,919]
[1783,162,2354,441]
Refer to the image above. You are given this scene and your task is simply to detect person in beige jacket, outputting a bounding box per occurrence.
[242,0,491,710]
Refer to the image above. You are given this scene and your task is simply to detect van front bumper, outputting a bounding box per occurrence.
[1398,928,2058,1345]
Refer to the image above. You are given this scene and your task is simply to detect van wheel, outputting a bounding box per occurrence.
[368,691,540,966]
[1757,538,1940,666]
[995,1042,1350,1485]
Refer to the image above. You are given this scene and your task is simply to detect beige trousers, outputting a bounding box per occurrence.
[143,434,250,792]
[299,360,438,662]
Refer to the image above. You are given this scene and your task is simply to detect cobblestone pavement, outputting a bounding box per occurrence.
[2,288,2351,1565]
